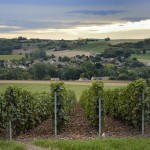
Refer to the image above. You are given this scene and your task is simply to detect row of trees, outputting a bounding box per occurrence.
[0,61,149,82]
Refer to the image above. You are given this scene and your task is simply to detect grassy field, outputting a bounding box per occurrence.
[75,41,110,53]
[0,83,88,100]
[46,50,91,57]
[33,138,150,150]
[75,40,142,53]
[0,55,24,60]
[0,140,26,150]
[131,54,150,64]
[109,39,142,45]
[131,54,150,60]
[0,80,129,100]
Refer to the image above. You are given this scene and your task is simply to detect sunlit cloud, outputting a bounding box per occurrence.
[1,19,149,39]
[0,25,21,29]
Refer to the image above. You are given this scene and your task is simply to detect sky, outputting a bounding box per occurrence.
[0,0,150,39]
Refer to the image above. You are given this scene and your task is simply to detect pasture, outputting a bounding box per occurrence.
[46,50,91,57]
[109,39,142,45]
[131,54,150,60]
[0,55,24,60]
[74,41,110,53]
[0,80,129,100]
[131,54,150,64]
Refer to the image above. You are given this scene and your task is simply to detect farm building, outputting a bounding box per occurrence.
[78,78,89,81]
[51,78,60,81]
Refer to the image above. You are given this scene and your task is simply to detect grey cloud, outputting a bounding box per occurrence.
[121,17,149,22]
[67,10,126,16]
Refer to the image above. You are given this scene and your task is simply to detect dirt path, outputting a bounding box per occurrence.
[60,103,98,139]
[0,80,129,86]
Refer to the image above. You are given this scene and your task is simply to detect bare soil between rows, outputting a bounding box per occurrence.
[10,103,150,144]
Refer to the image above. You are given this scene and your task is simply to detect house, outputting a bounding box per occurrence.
[51,78,60,81]
[91,76,101,80]
[91,76,110,80]
[78,78,89,81]
[147,63,150,67]
[100,77,110,80]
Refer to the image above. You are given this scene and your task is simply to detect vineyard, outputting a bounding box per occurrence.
[0,82,76,137]
[0,79,150,141]
[80,79,150,131]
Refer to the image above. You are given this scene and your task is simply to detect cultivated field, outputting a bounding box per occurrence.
[0,80,129,100]
[109,39,142,45]
[74,41,110,52]
[131,54,150,64]
[46,50,91,57]
[131,54,150,60]
[0,55,24,60]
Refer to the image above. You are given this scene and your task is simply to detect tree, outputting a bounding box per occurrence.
[62,56,71,62]
[30,50,47,60]
[105,37,110,41]
[30,63,48,80]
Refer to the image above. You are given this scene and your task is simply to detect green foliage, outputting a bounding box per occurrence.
[0,39,21,55]
[50,82,76,130]
[102,47,132,58]
[0,86,52,135]
[104,79,149,128]
[30,49,47,60]
[79,81,104,128]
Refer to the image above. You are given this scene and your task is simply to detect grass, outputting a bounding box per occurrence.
[33,138,150,150]
[0,140,26,150]
[131,54,150,60]
[0,55,24,60]
[0,81,127,100]
[109,39,142,45]
[0,83,89,100]
[75,40,142,53]
[75,41,110,53]
[46,50,90,57]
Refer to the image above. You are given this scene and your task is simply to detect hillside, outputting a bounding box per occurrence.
[74,41,110,53]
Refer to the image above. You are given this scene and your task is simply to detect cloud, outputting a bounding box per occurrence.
[1,20,112,32]
[0,25,21,29]
[0,25,22,33]
[121,17,149,22]
[67,10,126,16]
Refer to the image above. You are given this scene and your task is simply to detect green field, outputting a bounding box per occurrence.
[0,55,24,60]
[0,83,89,100]
[0,140,26,150]
[74,40,142,53]
[109,39,142,45]
[131,54,150,60]
[0,81,126,100]
[75,41,110,53]
[33,138,150,150]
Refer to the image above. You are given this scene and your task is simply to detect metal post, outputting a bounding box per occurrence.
[142,90,145,136]
[54,92,57,137]
[9,120,12,140]
[99,98,102,136]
